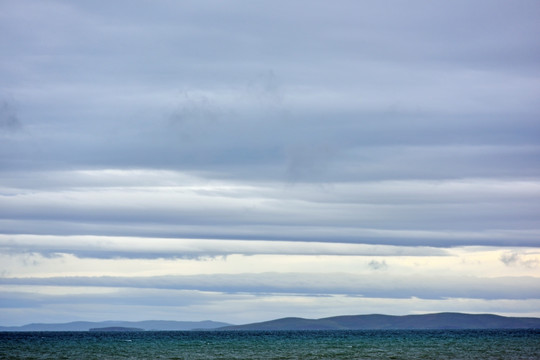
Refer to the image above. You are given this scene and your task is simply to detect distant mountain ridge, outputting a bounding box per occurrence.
[218,313,540,330]
[2,313,540,331]
[0,320,231,332]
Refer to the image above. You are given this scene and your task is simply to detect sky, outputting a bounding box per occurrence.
[1,0,540,326]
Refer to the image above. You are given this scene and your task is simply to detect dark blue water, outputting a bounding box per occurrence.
[1,330,539,359]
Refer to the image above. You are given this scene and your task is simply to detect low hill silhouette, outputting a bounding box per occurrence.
[218,313,540,330]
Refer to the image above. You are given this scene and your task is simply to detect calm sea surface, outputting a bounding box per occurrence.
[1,330,539,359]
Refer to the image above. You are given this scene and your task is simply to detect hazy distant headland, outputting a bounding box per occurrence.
[0,320,231,332]
[1,313,539,331]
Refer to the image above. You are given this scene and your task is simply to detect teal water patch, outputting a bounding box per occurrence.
[1,330,539,359]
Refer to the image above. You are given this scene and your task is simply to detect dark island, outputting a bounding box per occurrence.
[89,327,144,332]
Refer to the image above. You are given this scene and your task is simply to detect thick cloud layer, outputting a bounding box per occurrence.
[1,0,539,324]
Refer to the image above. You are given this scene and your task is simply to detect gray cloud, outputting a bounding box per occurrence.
[368,260,388,271]
[285,143,337,182]
[1,175,539,249]
[0,100,21,131]
[169,91,224,141]
[0,234,449,259]
[2,273,539,301]
[500,251,539,268]
[0,0,538,179]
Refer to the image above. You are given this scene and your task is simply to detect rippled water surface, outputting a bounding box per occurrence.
[1,330,539,359]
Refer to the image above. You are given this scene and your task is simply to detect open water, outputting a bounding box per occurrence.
[1,330,539,359]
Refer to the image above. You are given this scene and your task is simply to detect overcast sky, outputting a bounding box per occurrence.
[1,0,540,326]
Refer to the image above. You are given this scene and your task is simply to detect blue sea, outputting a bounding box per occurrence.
[1,330,539,359]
